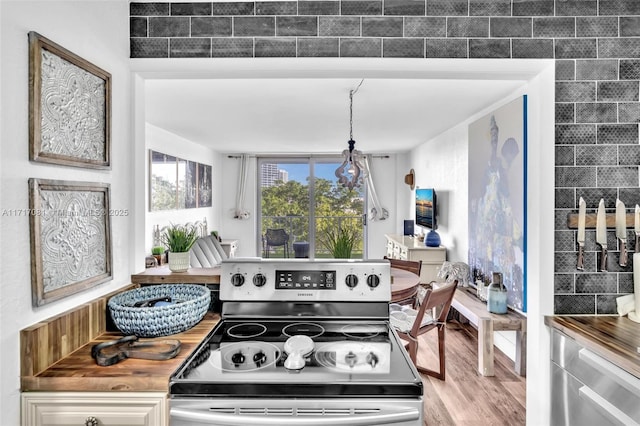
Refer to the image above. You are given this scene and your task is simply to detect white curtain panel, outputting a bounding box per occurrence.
[234,154,250,220]
[363,156,388,221]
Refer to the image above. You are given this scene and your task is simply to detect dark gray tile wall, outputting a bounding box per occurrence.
[130,1,640,315]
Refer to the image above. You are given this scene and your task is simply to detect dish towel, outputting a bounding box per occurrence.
[617,294,635,316]
[618,253,640,323]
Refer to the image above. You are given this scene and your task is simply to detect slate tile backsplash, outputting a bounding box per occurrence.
[130,1,640,315]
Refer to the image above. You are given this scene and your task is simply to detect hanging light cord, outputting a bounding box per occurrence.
[349,79,364,141]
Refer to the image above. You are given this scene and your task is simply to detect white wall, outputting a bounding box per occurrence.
[410,124,470,263]
[405,63,555,426]
[144,123,220,255]
[0,1,130,423]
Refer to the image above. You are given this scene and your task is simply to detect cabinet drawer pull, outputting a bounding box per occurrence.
[578,348,640,395]
[85,417,98,426]
[578,386,639,426]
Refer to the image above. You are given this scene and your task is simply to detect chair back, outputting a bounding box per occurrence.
[384,256,422,277]
[265,229,289,246]
[410,280,457,337]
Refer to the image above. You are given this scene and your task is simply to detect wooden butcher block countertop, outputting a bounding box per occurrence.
[21,285,219,393]
[545,315,640,378]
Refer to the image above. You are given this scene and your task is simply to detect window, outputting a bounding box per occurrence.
[258,157,366,259]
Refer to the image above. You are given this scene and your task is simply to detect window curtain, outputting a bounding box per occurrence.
[363,156,388,221]
[234,154,250,220]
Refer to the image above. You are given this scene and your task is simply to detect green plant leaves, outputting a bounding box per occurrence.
[321,227,359,259]
[161,223,199,252]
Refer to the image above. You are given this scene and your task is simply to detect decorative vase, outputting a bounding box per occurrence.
[487,272,508,314]
[425,230,441,247]
[168,251,190,272]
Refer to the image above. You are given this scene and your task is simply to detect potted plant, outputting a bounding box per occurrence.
[151,246,165,265]
[161,223,199,272]
[321,227,359,259]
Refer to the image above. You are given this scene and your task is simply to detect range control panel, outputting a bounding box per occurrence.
[275,270,336,290]
[220,259,390,302]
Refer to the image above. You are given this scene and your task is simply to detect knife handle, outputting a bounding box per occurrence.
[620,240,628,267]
[600,247,608,272]
[577,245,584,271]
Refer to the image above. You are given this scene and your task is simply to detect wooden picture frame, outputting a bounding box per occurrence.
[28,31,111,169]
[29,178,113,306]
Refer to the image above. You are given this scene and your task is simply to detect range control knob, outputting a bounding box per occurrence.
[253,351,267,367]
[366,352,379,368]
[231,352,245,366]
[345,351,358,368]
[253,273,267,287]
[345,274,359,288]
[367,275,380,288]
[230,273,245,287]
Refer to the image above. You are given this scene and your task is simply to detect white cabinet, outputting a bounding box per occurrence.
[385,234,446,284]
[21,392,167,426]
[220,239,238,258]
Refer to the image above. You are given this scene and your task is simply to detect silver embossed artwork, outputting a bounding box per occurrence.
[29,179,112,306]
[29,31,111,169]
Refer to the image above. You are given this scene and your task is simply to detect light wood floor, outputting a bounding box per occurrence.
[415,322,526,426]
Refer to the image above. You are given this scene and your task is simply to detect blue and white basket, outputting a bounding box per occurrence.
[108,284,210,337]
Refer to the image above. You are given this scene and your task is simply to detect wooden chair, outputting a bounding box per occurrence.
[385,256,423,307]
[395,280,458,380]
[384,256,422,278]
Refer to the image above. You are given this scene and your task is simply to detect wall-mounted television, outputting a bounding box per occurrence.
[415,188,437,230]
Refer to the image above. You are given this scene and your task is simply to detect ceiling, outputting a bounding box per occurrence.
[143,70,530,155]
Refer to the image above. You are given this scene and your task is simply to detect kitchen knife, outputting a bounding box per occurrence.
[577,197,586,270]
[633,204,640,253]
[596,199,608,272]
[616,199,628,267]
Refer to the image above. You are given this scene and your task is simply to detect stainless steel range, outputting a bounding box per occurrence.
[170,259,423,426]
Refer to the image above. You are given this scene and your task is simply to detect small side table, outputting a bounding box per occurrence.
[292,241,310,258]
[220,239,238,258]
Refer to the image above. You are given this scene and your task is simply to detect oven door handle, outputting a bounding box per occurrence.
[170,407,421,425]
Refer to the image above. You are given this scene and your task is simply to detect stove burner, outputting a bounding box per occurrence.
[227,323,267,339]
[217,341,281,372]
[282,322,325,339]
[341,324,381,339]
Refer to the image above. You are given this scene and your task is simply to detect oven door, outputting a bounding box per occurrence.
[170,397,423,426]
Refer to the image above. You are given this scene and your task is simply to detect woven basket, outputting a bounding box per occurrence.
[108,284,210,337]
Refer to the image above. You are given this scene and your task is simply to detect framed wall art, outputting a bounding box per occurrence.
[29,178,113,306]
[468,95,528,312]
[184,159,197,209]
[149,149,213,211]
[28,31,111,169]
[198,162,212,208]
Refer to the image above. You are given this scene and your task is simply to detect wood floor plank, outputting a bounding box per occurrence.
[417,323,526,425]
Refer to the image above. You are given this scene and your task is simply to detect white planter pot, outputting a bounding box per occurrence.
[168,251,190,272]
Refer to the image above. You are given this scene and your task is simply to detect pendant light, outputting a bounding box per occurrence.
[335,80,365,190]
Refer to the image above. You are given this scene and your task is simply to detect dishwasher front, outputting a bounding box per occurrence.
[551,329,640,426]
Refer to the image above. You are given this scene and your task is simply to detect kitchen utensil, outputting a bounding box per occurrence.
[91,335,181,366]
[616,199,628,267]
[635,204,640,252]
[577,197,586,270]
[596,199,608,272]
